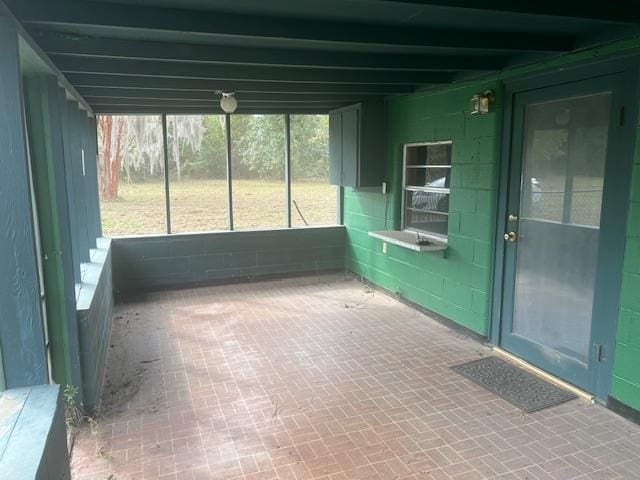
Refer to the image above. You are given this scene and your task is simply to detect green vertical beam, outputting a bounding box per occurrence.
[58,88,82,282]
[162,114,171,234]
[284,114,292,228]
[0,17,48,387]
[68,101,90,262]
[79,111,98,248]
[226,113,234,231]
[23,75,82,391]
[88,116,102,238]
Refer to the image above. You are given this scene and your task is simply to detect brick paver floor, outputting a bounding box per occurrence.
[71,274,640,479]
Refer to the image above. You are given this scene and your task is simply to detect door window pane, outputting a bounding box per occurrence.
[569,126,607,227]
[522,129,568,223]
[290,114,338,227]
[97,115,166,235]
[167,115,229,233]
[231,115,286,230]
[512,93,611,363]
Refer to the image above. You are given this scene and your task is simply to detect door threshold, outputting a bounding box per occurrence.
[492,347,595,403]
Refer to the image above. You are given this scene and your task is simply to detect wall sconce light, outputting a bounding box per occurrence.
[220,92,238,113]
[470,90,495,115]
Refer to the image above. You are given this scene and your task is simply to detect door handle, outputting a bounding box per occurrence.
[504,231,517,242]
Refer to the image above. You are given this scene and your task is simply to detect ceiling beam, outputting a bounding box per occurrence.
[77,88,381,103]
[91,102,348,113]
[50,56,454,85]
[65,74,419,94]
[36,32,509,72]
[12,0,575,53]
[85,97,351,108]
[365,0,640,24]
[0,0,92,113]
[92,106,336,115]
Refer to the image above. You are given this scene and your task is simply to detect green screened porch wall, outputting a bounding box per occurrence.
[344,79,501,335]
[344,40,640,410]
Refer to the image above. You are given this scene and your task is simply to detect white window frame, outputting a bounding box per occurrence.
[401,140,452,241]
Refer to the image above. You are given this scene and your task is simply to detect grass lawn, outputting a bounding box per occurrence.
[100,178,338,236]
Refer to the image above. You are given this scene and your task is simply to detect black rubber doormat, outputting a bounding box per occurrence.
[451,356,577,413]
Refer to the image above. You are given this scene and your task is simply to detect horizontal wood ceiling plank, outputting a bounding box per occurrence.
[65,73,419,94]
[51,55,454,84]
[14,0,575,53]
[37,33,509,72]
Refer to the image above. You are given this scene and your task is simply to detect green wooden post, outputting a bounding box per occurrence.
[78,111,99,247]
[88,116,102,238]
[58,88,82,282]
[68,101,91,262]
[23,75,84,394]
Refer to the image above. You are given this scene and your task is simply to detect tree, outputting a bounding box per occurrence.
[167,115,204,181]
[97,115,127,200]
[97,115,205,200]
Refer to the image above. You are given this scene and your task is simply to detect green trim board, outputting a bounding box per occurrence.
[23,75,78,388]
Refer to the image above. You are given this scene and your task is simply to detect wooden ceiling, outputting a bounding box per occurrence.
[6,0,640,114]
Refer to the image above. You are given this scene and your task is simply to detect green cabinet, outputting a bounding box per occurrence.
[329,101,387,188]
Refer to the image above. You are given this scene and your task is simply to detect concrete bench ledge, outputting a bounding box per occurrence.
[0,385,70,480]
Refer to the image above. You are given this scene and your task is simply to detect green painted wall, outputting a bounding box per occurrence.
[611,122,640,411]
[345,80,502,335]
[344,39,640,410]
[77,238,114,414]
[112,226,345,293]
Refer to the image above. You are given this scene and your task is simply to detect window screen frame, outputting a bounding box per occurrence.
[401,140,452,241]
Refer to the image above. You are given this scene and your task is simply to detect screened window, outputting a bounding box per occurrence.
[290,114,337,226]
[402,141,452,239]
[97,113,338,236]
[231,114,286,230]
[97,115,167,235]
[167,115,229,233]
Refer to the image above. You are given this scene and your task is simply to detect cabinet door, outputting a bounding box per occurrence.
[341,108,359,187]
[328,112,342,185]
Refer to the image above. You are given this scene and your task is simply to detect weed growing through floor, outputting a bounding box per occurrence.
[63,384,83,429]
[85,416,113,460]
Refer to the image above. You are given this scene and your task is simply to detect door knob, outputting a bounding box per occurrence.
[504,231,517,242]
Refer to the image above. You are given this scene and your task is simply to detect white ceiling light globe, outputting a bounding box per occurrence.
[220,93,238,113]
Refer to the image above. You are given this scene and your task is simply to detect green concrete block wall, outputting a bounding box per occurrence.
[345,80,502,335]
[345,41,640,412]
[112,226,345,293]
[612,122,640,411]
[77,239,114,413]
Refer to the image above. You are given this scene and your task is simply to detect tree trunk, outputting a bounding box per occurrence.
[97,115,126,200]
